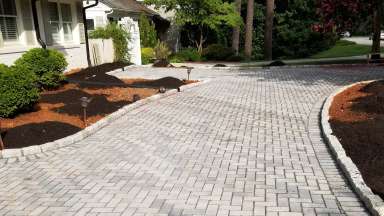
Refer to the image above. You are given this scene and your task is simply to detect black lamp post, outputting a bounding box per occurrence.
[80,97,92,127]
[187,67,193,80]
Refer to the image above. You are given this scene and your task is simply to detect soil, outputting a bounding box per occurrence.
[1,62,196,149]
[329,80,384,199]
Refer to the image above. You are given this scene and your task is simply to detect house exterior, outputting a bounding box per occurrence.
[0,0,88,69]
[84,0,161,65]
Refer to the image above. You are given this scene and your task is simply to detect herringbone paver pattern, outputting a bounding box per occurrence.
[0,66,383,216]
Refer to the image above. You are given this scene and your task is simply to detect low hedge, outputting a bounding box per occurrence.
[172,48,201,62]
[141,47,155,65]
[14,48,67,89]
[0,64,39,118]
[202,44,235,61]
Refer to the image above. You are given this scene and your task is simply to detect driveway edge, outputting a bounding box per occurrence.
[0,79,210,161]
[320,81,384,216]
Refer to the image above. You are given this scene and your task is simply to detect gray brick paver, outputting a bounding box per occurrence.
[0,66,383,215]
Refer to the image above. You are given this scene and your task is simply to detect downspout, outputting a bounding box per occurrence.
[83,0,99,66]
[31,0,46,49]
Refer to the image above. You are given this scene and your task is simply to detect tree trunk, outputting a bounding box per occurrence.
[232,0,242,54]
[371,0,382,59]
[264,0,274,60]
[244,0,254,59]
[196,26,205,55]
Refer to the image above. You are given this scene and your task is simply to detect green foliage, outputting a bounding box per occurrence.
[0,64,39,118]
[202,44,235,60]
[312,40,384,59]
[139,14,157,47]
[226,54,244,62]
[271,0,337,59]
[14,48,67,89]
[89,23,130,62]
[141,47,155,64]
[154,41,171,60]
[172,48,201,62]
[145,0,242,50]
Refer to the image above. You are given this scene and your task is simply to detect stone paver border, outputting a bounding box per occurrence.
[320,81,384,216]
[0,79,210,160]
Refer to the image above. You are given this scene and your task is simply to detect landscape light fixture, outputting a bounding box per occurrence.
[187,67,193,80]
[159,87,166,93]
[133,94,140,102]
[80,97,92,127]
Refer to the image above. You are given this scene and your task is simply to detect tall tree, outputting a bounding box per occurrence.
[372,0,382,59]
[244,0,255,58]
[232,0,242,54]
[145,0,242,54]
[264,0,274,60]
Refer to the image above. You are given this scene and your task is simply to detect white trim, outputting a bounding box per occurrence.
[46,0,78,45]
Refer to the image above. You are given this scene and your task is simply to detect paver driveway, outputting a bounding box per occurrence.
[0,66,383,216]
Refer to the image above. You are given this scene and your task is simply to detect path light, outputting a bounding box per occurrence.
[159,87,166,93]
[80,97,92,127]
[133,94,140,102]
[187,67,193,80]
[0,118,4,150]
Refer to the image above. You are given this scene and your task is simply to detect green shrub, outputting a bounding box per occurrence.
[141,47,155,65]
[170,55,185,63]
[202,44,235,60]
[0,64,39,118]
[139,13,157,48]
[154,41,171,60]
[14,48,67,89]
[226,54,244,62]
[89,23,130,62]
[174,48,201,62]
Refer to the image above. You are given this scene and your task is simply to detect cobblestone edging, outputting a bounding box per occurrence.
[0,79,210,160]
[320,81,384,216]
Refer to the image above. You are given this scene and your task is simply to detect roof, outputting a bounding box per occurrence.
[101,0,158,16]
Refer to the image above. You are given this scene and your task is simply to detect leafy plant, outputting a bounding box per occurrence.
[154,41,171,60]
[0,64,39,118]
[145,0,242,54]
[139,14,157,47]
[172,48,201,62]
[89,23,130,62]
[141,47,155,64]
[14,48,67,89]
[202,44,235,60]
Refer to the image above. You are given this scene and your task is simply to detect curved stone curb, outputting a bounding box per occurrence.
[321,81,384,216]
[0,79,210,160]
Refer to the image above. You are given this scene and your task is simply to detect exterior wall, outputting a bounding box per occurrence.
[84,1,143,65]
[89,38,114,65]
[0,45,88,69]
[0,0,88,70]
[119,17,142,65]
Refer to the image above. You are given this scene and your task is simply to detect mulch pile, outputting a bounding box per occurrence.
[329,80,384,199]
[1,62,194,149]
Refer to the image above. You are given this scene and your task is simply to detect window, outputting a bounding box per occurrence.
[86,19,94,31]
[0,0,18,41]
[47,1,73,44]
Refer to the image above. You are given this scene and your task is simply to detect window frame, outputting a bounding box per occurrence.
[0,0,21,44]
[47,0,75,45]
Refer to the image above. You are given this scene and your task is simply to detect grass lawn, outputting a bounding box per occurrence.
[311,40,384,59]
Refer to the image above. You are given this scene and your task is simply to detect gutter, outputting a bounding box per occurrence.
[83,0,99,66]
[31,0,46,49]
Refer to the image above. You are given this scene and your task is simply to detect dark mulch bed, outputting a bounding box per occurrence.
[1,62,195,149]
[2,122,81,149]
[329,80,384,199]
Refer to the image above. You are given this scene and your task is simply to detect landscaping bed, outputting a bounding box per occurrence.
[1,63,195,149]
[329,80,384,199]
